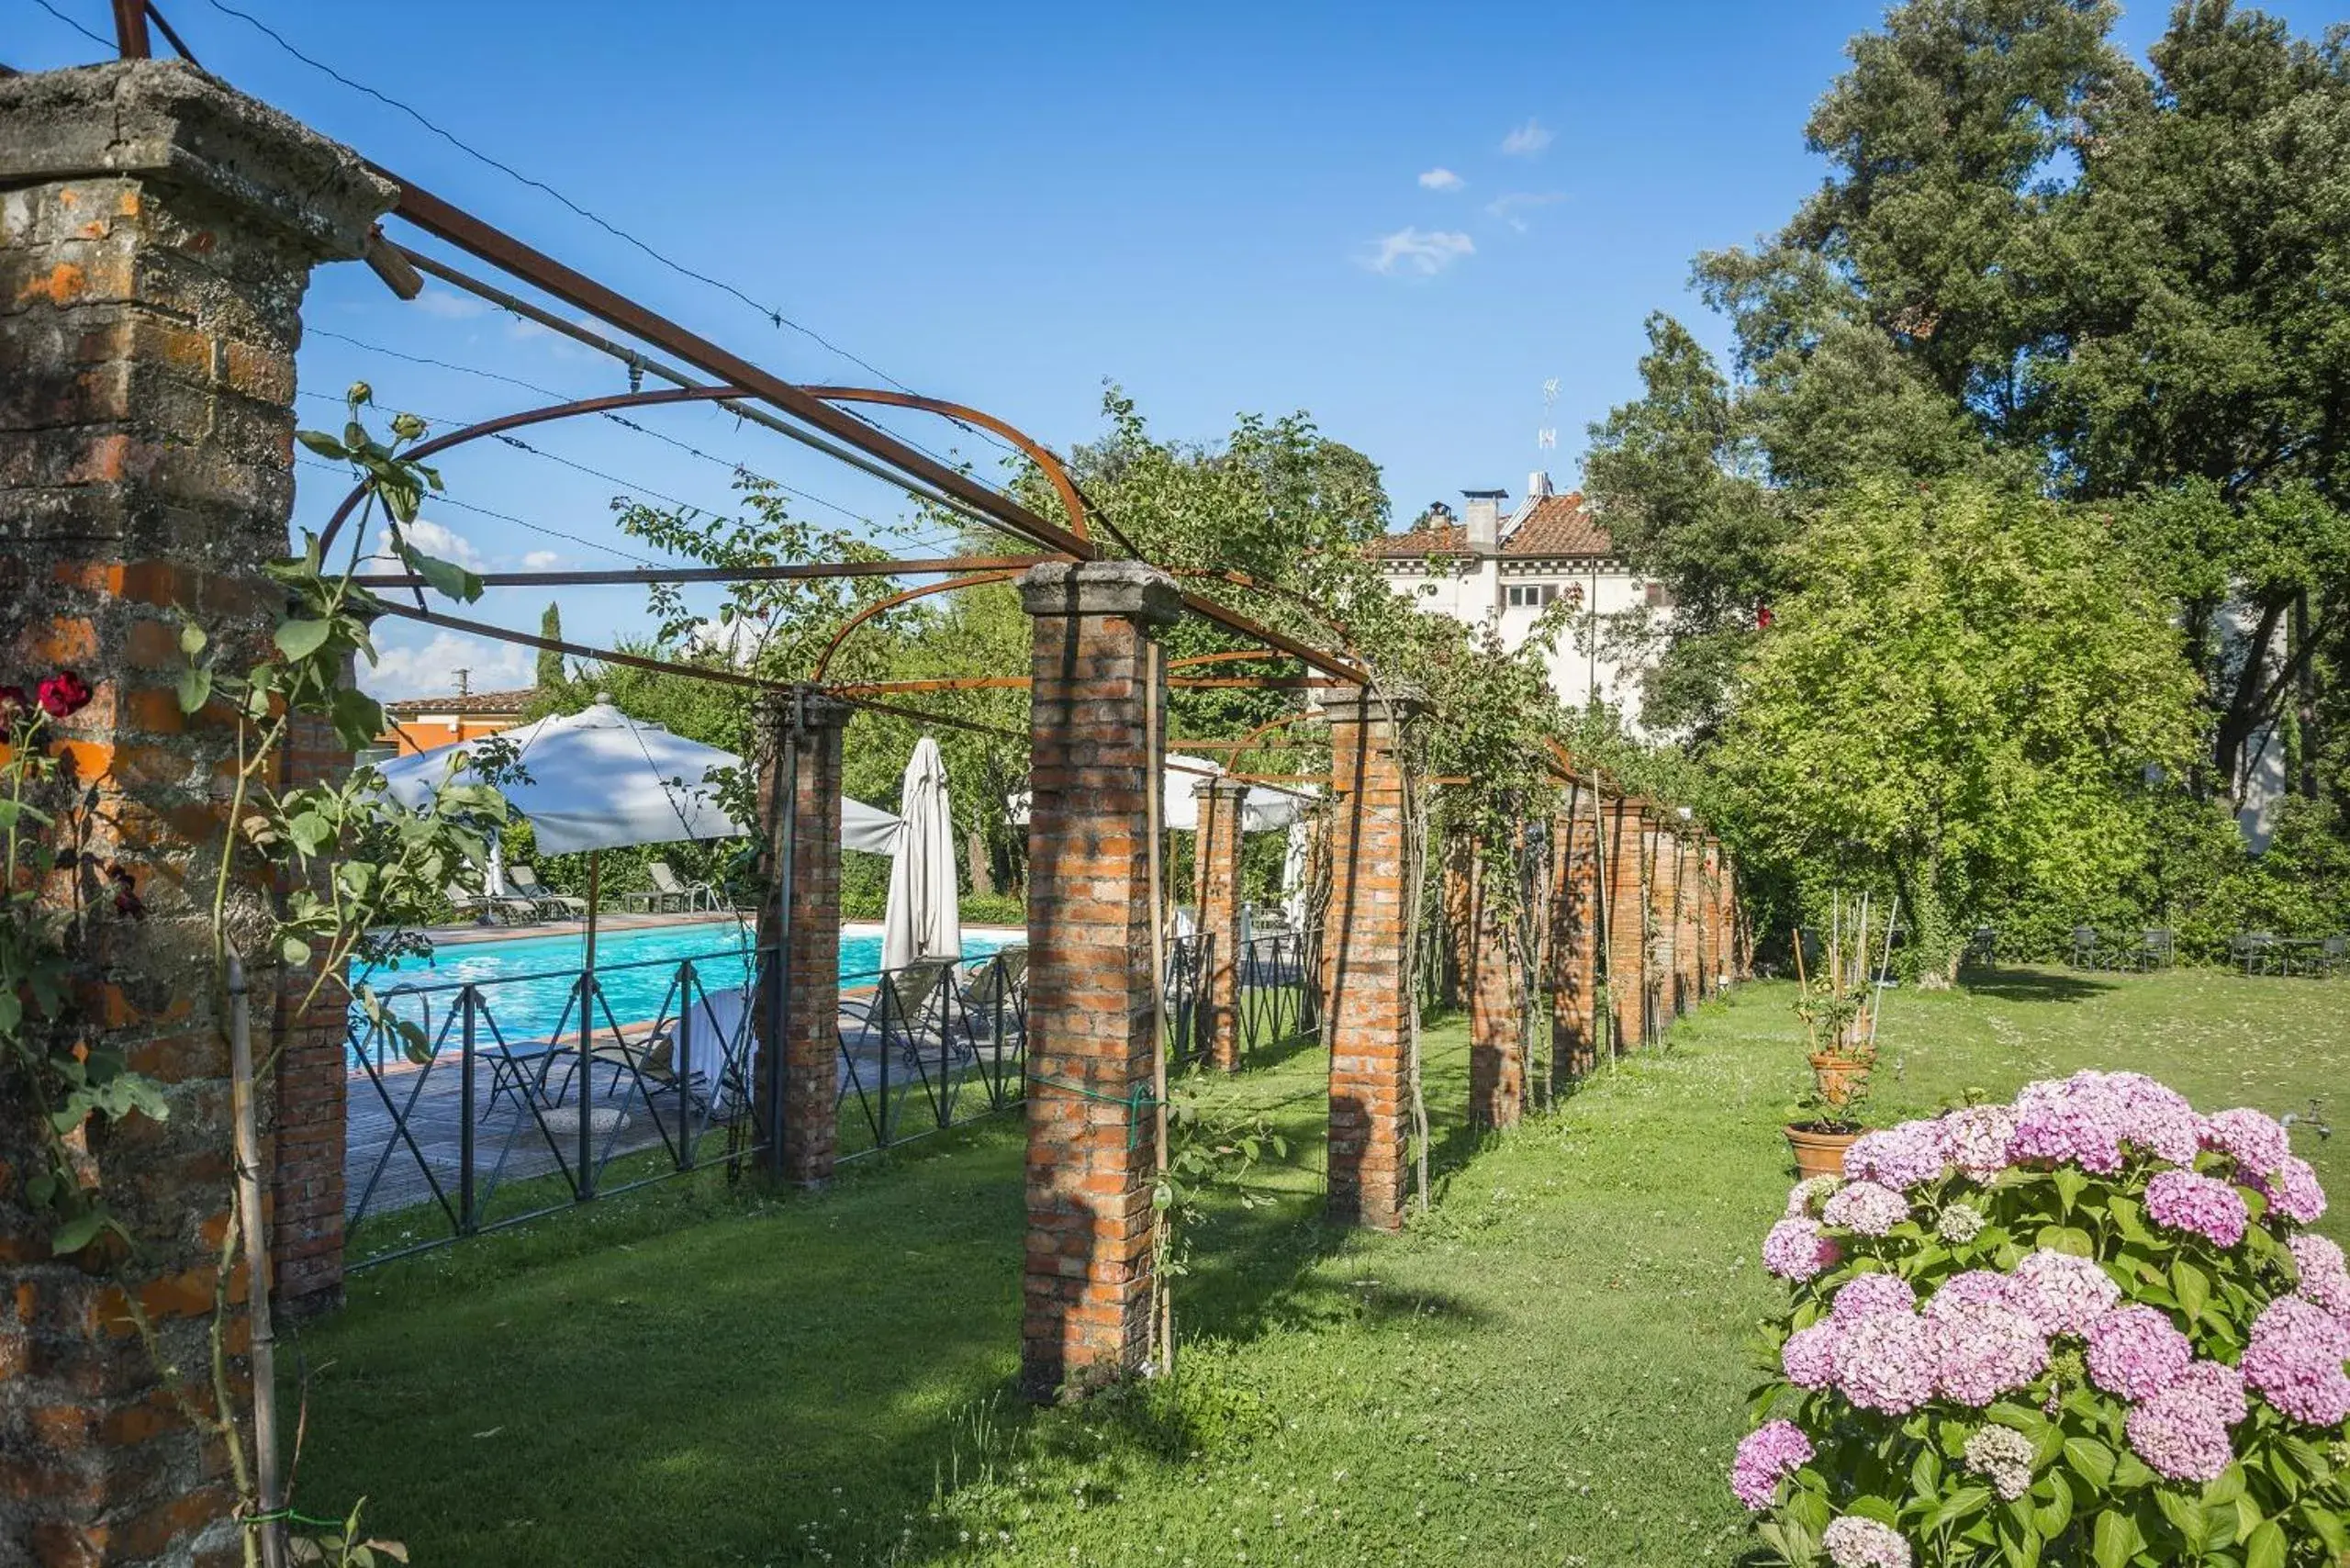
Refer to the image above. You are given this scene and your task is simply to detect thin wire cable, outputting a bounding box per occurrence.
[294,455,659,567]
[198,0,1019,465]
[298,338,902,531]
[28,0,111,48]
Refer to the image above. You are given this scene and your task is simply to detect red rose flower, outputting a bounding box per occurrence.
[37,671,91,719]
[105,861,145,920]
[1755,604,1774,630]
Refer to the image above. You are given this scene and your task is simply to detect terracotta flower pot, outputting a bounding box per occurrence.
[1785,1122,1860,1182]
[1808,1052,1873,1109]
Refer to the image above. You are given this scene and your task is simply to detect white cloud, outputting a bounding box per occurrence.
[411,287,489,320]
[1500,118,1554,156]
[521,550,562,570]
[362,630,532,701]
[374,516,485,570]
[1418,167,1464,192]
[1487,190,1568,231]
[1360,227,1476,278]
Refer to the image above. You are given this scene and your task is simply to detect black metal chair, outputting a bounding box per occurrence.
[2313,935,2347,980]
[2135,928,2175,972]
[2070,925,2102,970]
[2232,931,2275,976]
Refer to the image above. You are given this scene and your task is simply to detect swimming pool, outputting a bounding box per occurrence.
[352,919,1015,1060]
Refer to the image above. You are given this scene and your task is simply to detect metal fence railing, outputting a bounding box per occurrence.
[345,942,771,1266]
[345,941,1035,1263]
[1164,931,1214,1070]
[1236,924,1321,1062]
[836,947,1028,1159]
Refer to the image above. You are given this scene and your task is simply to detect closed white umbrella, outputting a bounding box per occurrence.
[882,736,961,971]
[1281,816,1310,923]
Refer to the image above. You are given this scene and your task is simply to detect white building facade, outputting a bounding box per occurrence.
[1369,473,1662,726]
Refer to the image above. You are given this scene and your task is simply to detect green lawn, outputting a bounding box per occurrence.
[287,968,2350,1567]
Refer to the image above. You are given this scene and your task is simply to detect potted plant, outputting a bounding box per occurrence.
[1784,902,1889,1179]
[1785,965,1874,1181]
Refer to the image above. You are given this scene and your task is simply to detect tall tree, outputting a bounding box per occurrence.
[1586,0,2350,808]
[1712,479,2199,982]
[535,601,564,688]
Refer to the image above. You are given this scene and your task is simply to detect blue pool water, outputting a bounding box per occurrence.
[352,919,1013,1062]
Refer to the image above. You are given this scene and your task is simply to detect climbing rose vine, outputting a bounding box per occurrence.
[1735,1071,2350,1566]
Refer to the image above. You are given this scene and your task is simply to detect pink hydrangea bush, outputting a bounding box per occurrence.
[1738,1071,2350,1566]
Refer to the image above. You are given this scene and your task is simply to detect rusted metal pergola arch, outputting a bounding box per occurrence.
[317,384,1096,560]
[809,570,1024,682]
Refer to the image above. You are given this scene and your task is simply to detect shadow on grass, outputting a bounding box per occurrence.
[1960,966,2118,1004]
[299,1017,1508,1568]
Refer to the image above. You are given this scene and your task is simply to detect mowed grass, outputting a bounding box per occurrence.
[288,969,2350,1567]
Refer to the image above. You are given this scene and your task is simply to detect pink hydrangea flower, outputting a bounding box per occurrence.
[1832,1271,1918,1323]
[2144,1170,2250,1248]
[1936,1105,2018,1183]
[1764,1216,1841,1282]
[2008,1249,2121,1337]
[1836,1310,1937,1414]
[2169,1359,2249,1427]
[1823,1181,1910,1238]
[1729,1419,1813,1510]
[1843,1121,1946,1190]
[1822,1514,1911,1568]
[2200,1107,2292,1179]
[1929,1298,2049,1406]
[2241,1296,2350,1428]
[1783,1321,1841,1390]
[2254,1157,2328,1226]
[2010,1075,2125,1174]
[2103,1072,2202,1164]
[2290,1233,2350,1321]
[2086,1305,2194,1401]
[2124,1395,2234,1483]
[1923,1270,2019,1321]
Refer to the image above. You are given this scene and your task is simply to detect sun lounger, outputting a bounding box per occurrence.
[446,880,539,926]
[506,864,588,920]
[623,859,719,913]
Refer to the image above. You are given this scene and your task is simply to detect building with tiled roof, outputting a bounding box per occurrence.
[373,680,535,757]
[1370,472,1666,727]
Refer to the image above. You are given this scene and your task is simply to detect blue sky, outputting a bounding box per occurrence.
[15,0,2339,697]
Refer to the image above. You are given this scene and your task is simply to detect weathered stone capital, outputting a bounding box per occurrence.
[0,60,395,259]
[1192,777,1250,802]
[1017,559,1181,625]
[756,686,855,736]
[1316,682,1427,727]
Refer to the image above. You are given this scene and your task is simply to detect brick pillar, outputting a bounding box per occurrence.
[1017,561,1179,1398]
[0,61,393,1565]
[752,689,850,1186]
[1467,834,1527,1129]
[1322,688,1420,1230]
[1723,848,1748,980]
[1605,797,1651,1054]
[1549,787,1602,1083]
[1192,778,1247,1071]
[1645,823,1682,1029]
[1673,832,1699,1015]
[269,710,354,1318]
[1438,830,1473,1010]
[1695,837,1718,1001]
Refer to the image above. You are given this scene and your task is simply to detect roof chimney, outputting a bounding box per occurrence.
[1528,469,1552,499]
[1461,488,1506,554]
